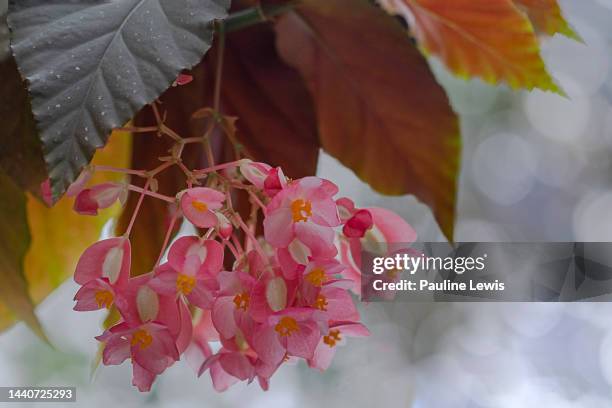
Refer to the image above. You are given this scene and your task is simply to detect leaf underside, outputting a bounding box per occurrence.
[8,0,229,200]
[275,0,460,240]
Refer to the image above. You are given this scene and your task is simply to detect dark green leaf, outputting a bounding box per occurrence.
[8,0,230,199]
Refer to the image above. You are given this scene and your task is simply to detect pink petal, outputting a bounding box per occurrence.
[132,362,157,392]
[210,361,239,392]
[309,339,336,371]
[252,325,285,366]
[148,264,179,296]
[73,279,114,311]
[368,207,417,243]
[263,207,294,248]
[286,321,320,360]
[101,335,131,366]
[187,278,216,309]
[320,287,359,321]
[343,209,373,238]
[294,222,336,257]
[212,296,239,339]
[73,189,98,215]
[74,238,130,286]
[219,352,255,381]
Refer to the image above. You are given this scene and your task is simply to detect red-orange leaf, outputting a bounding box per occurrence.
[513,0,580,39]
[378,0,560,91]
[275,0,460,240]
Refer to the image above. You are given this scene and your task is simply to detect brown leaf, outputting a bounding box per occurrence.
[214,22,320,178]
[275,0,460,240]
[116,66,211,276]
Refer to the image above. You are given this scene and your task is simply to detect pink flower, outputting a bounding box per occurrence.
[240,160,287,198]
[180,187,225,228]
[211,271,256,339]
[215,213,233,240]
[73,238,131,311]
[74,182,127,215]
[149,237,223,308]
[263,177,340,249]
[340,207,417,291]
[252,308,323,366]
[308,322,370,371]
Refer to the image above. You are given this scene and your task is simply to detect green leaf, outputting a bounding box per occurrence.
[0,171,47,342]
[8,0,230,200]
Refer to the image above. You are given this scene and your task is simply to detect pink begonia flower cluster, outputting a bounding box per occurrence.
[69,159,416,392]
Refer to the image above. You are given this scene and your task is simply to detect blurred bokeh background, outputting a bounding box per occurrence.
[2,0,612,406]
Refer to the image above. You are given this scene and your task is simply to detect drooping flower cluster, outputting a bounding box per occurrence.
[70,149,415,392]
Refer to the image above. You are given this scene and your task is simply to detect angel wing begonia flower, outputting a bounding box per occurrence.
[149,237,223,308]
[252,308,323,366]
[180,187,225,228]
[73,237,131,311]
[263,177,341,250]
[74,182,127,215]
[340,207,417,291]
[211,270,257,339]
[308,322,370,371]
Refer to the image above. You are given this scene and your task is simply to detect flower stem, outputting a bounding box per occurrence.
[127,185,175,203]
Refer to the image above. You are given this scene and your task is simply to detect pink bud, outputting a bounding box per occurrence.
[239,160,272,189]
[74,182,126,215]
[343,209,373,238]
[173,73,193,87]
[215,213,233,240]
[263,167,287,197]
[40,178,53,207]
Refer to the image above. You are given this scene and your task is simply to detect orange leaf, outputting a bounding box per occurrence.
[275,0,460,240]
[513,0,580,39]
[378,0,560,91]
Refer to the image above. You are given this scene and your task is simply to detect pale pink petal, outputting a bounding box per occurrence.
[309,339,336,371]
[252,325,285,366]
[368,207,417,243]
[74,238,130,286]
[320,287,359,321]
[210,361,239,392]
[167,236,200,271]
[212,296,239,339]
[132,363,157,392]
[286,321,320,360]
[294,222,336,257]
[219,352,255,381]
[101,336,131,366]
[310,199,341,227]
[148,265,178,296]
[187,278,216,309]
[201,240,224,275]
[73,279,114,311]
[263,207,294,248]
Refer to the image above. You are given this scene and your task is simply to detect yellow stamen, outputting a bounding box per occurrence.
[290,199,312,222]
[131,329,153,350]
[323,329,341,348]
[95,290,114,309]
[274,316,300,337]
[233,292,250,311]
[176,274,196,295]
[305,267,327,287]
[314,294,328,311]
[191,200,208,212]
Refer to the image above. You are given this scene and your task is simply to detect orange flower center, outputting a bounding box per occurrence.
[305,267,327,287]
[274,316,300,337]
[233,292,250,311]
[176,274,196,295]
[314,294,328,311]
[290,199,312,222]
[94,290,114,309]
[131,329,153,350]
[323,329,341,348]
[191,200,208,212]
